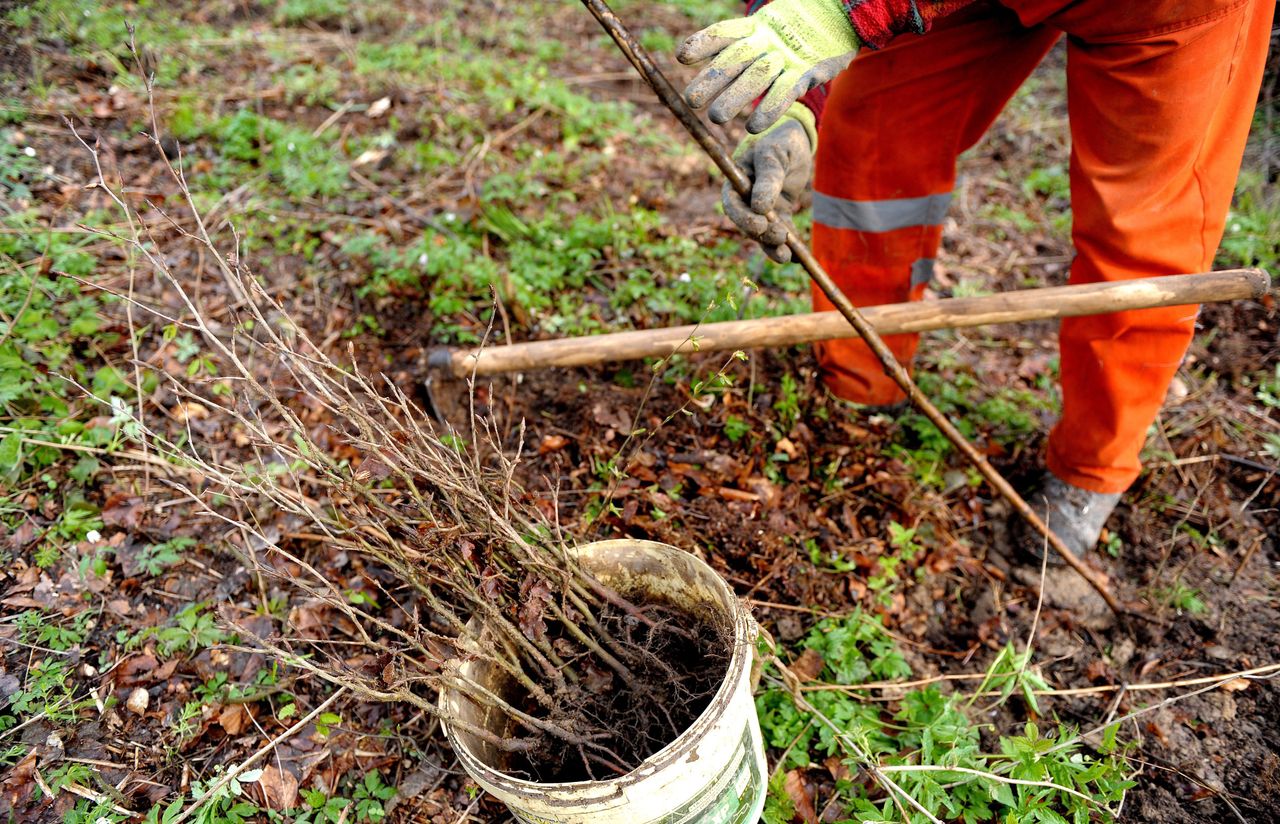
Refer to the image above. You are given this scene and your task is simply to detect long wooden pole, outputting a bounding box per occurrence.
[439,269,1267,377]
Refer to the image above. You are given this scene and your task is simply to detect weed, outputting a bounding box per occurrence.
[145,766,262,824]
[352,771,397,822]
[1150,581,1206,615]
[315,711,343,737]
[773,373,801,433]
[0,744,27,768]
[134,602,230,657]
[805,537,858,573]
[15,608,91,651]
[866,521,924,604]
[137,536,195,576]
[212,110,350,199]
[1219,168,1280,271]
[722,414,750,443]
[966,641,1050,715]
[169,700,204,746]
[1254,363,1279,410]
[276,0,351,26]
[888,369,1049,488]
[40,761,95,798]
[757,615,1135,822]
[7,658,87,725]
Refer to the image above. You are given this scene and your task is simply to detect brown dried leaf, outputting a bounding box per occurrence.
[791,648,825,682]
[823,755,852,783]
[253,765,299,811]
[783,770,818,823]
[537,434,570,455]
[353,454,391,483]
[217,703,250,735]
[518,577,553,642]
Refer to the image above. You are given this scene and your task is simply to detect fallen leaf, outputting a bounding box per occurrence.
[112,654,158,688]
[784,770,818,823]
[353,455,391,483]
[518,577,553,642]
[254,765,299,811]
[791,648,825,682]
[1220,678,1250,692]
[172,401,209,422]
[823,755,852,782]
[538,434,570,455]
[218,703,250,735]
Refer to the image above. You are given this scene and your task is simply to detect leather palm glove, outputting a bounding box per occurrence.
[723,103,816,263]
[677,0,858,134]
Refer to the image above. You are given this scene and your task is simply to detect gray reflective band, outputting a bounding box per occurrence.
[813,191,953,232]
[910,258,935,287]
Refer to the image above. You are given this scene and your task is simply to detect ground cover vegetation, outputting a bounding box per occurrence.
[0,1,1277,822]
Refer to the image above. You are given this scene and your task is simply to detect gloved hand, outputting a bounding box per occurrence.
[723,103,816,263]
[677,0,858,134]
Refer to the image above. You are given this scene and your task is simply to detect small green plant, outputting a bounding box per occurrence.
[211,109,350,199]
[805,537,858,573]
[352,771,397,822]
[966,641,1051,715]
[1218,169,1280,271]
[1151,581,1206,615]
[1254,364,1279,409]
[137,536,196,576]
[63,797,130,824]
[722,414,750,443]
[15,608,91,651]
[141,602,230,657]
[276,0,351,25]
[866,522,924,604]
[773,373,801,433]
[146,767,262,824]
[314,711,345,739]
[7,658,87,725]
[40,761,95,798]
[760,771,796,824]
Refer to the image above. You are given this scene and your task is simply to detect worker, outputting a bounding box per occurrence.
[676,0,1275,567]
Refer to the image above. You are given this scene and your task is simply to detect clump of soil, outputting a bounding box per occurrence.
[501,601,731,784]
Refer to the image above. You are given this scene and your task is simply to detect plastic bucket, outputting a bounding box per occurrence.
[440,538,766,824]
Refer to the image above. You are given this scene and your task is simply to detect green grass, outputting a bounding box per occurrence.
[1219,168,1280,273]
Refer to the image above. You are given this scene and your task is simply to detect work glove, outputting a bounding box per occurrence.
[677,0,858,134]
[724,103,816,263]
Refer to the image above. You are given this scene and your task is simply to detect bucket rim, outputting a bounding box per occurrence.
[441,537,757,795]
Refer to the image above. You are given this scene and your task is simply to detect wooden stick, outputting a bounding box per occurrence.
[439,269,1268,377]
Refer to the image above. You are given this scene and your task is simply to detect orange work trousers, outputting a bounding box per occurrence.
[811,0,1275,493]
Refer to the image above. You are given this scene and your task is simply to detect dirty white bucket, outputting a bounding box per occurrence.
[441,538,766,824]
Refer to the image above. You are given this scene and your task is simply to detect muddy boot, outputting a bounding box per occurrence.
[1008,472,1123,630]
[1013,472,1122,562]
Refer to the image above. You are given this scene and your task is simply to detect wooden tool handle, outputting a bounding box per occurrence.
[440,268,1269,377]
